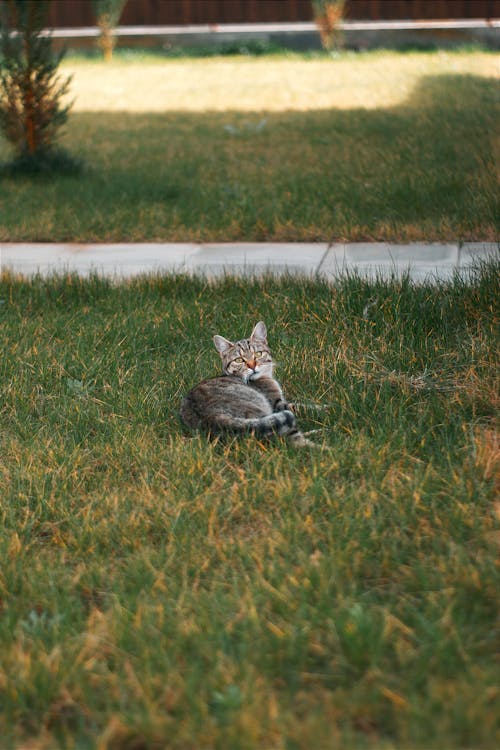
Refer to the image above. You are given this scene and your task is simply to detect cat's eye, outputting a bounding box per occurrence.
[234,357,244,363]
[255,351,263,358]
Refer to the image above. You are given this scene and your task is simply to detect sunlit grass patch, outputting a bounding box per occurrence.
[0,262,498,748]
[62,50,497,113]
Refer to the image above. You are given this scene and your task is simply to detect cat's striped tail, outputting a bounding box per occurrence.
[213,409,298,439]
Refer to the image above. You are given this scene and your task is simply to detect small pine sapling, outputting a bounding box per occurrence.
[312,0,345,52]
[0,0,80,174]
[92,0,128,61]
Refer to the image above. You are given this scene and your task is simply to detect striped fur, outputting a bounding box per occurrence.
[180,322,309,445]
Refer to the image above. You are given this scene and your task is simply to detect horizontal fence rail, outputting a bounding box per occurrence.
[41,19,500,39]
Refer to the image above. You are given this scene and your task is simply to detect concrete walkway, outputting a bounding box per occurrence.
[0,242,497,283]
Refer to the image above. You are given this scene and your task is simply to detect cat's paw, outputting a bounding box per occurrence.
[288,432,320,448]
[275,410,297,436]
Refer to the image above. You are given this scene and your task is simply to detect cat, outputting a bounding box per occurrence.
[180,321,312,446]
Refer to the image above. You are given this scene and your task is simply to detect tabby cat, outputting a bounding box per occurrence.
[180,321,310,446]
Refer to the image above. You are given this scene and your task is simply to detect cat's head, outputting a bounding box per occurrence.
[213,321,273,382]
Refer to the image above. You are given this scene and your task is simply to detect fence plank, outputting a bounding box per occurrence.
[46,0,500,28]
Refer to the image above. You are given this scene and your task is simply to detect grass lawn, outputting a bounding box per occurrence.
[0,262,499,748]
[0,50,498,242]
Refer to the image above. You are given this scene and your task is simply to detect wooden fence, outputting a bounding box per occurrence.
[46,0,500,28]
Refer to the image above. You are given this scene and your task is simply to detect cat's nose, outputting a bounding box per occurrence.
[246,359,257,370]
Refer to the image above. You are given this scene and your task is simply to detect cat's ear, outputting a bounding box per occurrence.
[250,321,267,342]
[213,335,233,354]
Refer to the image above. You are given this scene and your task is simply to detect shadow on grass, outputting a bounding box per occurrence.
[0,146,85,178]
[0,74,497,241]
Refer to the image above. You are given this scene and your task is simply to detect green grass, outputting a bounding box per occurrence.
[0,262,498,748]
[0,50,497,242]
